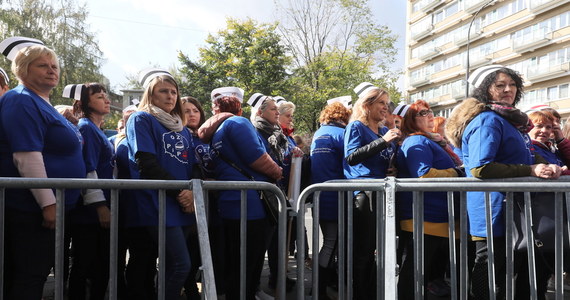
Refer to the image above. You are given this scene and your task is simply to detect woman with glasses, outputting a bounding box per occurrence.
[396,100,464,299]
[446,65,561,299]
[344,82,400,299]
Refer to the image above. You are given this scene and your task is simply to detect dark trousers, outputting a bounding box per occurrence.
[68,223,110,300]
[318,220,339,294]
[3,208,55,300]
[223,218,268,300]
[352,192,377,300]
[125,227,157,300]
[470,238,551,300]
[397,231,454,300]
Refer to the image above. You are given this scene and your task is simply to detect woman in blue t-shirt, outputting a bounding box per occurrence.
[310,100,352,298]
[64,83,114,300]
[0,41,86,299]
[396,100,464,299]
[344,83,400,299]
[125,70,195,299]
[446,65,561,299]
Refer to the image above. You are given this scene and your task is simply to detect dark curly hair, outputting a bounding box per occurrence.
[471,67,524,106]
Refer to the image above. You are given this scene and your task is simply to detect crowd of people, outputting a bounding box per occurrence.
[1,36,570,300]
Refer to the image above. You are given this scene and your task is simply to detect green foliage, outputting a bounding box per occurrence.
[0,0,105,105]
[102,111,122,130]
[178,18,291,116]
[277,0,401,133]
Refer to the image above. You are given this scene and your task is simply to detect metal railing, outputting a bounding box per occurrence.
[296,176,570,300]
[0,178,289,300]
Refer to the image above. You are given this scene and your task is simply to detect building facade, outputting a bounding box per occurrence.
[405,0,570,118]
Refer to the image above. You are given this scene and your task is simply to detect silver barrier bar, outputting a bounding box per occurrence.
[505,192,514,300]
[447,191,458,300]
[460,191,469,300]
[413,190,424,300]
[338,191,346,300]
[239,189,247,300]
[523,192,538,300]
[376,190,384,300]
[109,188,119,300]
[311,191,321,300]
[385,177,397,300]
[347,190,354,300]
[485,192,496,300]
[55,189,65,300]
[0,188,4,300]
[158,189,166,300]
[555,192,563,300]
[191,179,217,300]
[296,191,307,300]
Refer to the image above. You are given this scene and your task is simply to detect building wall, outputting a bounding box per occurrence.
[406,0,570,118]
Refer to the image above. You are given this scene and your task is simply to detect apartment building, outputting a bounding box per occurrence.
[405,0,570,118]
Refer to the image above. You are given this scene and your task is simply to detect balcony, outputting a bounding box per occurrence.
[421,0,445,13]
[465,54,492,69]
[454,29,483,47]
[451,85,467,100]
[418,47,441,61]
[512,29,551,53]
[410,76,431,88]
[412,24,435,41]
[527,62,570,83]
[464,0,496,14]
[530,0,570,15]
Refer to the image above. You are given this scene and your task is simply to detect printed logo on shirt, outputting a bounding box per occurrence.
[379,145,394,161]
[162,132,190,163]
[195,144,216,171]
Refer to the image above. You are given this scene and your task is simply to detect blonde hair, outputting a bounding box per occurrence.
[138,75,185,124]
[350,87,389,125]
[12,45,59,83]
[278,101,295,115]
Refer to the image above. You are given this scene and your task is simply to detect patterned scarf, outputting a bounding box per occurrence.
[253,116,288,164]
[486,101,533,133]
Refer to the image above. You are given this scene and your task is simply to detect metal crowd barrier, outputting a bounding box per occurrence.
[296,176,570,300]
[0,178,289,300]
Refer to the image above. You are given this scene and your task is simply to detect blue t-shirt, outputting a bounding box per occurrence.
[532,142,563,166]
[462,111,534,237]
[71,118,116,224]
[125,111,195,227]
[310,123,347,220]
[344,120,395,179]
[211,116,269,220]
[397,135,457,222]
[0,85,85,212]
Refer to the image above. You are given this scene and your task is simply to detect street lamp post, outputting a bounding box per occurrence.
[465,0,497,98]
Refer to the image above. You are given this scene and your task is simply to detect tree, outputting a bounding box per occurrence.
[0,0,105,105]
[178,18,291,117]
[276,0,401,132]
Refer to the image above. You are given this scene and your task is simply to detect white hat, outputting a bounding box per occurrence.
[211,86,244,103]
[0,67,8,84]
[353,82,378,98]
[62,84,85,101]
[327,95,352,109]
[467,64,504,89]
[138,68,173,88]
[123,105,137,113]
[247,93,269,109]
[393,103,410,117]
[0,36,44,61]
[273,96,287,106]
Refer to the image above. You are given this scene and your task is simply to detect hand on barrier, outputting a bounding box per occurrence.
[96,205,111,229]
[178,189,195,213]
[42,204,56,229]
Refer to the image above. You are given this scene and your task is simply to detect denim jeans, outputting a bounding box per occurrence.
[148,226,191,300]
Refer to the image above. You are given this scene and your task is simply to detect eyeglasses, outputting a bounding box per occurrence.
[492,83,517,92]
[416,109,434,117]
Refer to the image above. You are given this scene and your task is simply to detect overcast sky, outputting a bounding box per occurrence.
[85,0,406,93]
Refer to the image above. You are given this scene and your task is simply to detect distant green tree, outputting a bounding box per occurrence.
[178,18,291,117]
[0,0,104,105]
[276,0,401,132]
